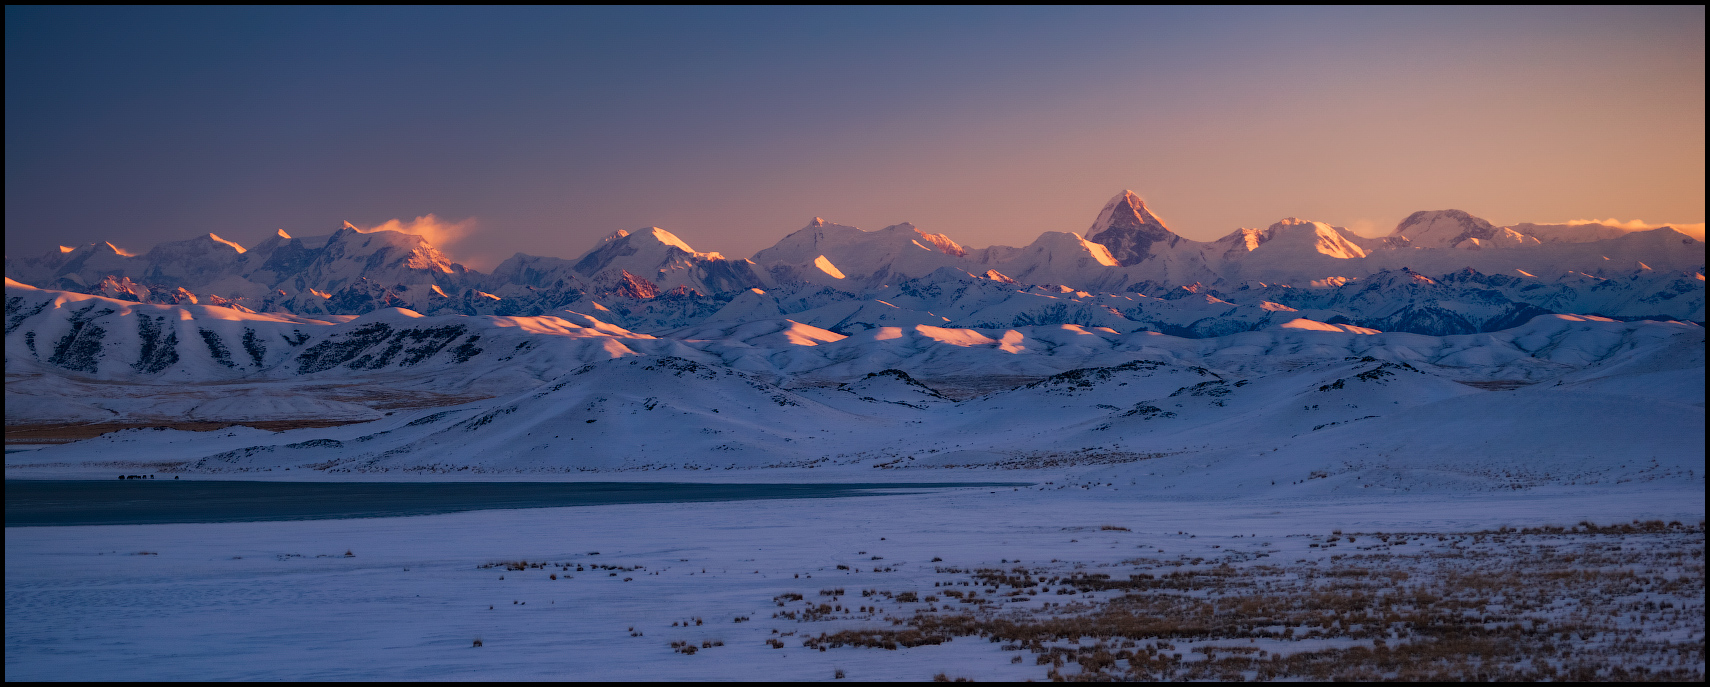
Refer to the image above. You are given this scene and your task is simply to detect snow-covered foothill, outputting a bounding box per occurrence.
[9,287,1700,498]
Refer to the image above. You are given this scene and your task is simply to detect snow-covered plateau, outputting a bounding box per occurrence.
[5,487,1704,680]
[5,192,1704,680]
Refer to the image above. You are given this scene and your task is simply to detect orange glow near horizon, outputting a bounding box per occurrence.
[4,8,1701,262]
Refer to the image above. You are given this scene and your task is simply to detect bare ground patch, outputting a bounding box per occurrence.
[1457,380,1538,391]
[790,521,1706,681]
[4,419,377,444]
[875,449,1178,470]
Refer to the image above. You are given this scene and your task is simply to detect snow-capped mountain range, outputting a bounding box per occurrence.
[9,274,1701,483]
[7,192,1703,340]
[5,191,1704,470]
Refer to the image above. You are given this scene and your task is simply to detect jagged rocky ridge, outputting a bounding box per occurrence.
[6,193,1703,340]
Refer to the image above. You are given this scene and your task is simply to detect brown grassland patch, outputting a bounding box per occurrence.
[799,521,1705,681]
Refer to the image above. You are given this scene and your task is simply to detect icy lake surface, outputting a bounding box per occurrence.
[4,480,1019,527]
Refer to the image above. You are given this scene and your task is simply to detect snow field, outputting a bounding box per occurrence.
[4,486,1702,680]
[9,316,1700,496]
[6,214,1703,680]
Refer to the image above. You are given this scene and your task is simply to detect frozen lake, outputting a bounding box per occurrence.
[4,480,1022,527]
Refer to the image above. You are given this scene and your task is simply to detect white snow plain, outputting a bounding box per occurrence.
[6,484,1703,681]
[6,253,1704,679]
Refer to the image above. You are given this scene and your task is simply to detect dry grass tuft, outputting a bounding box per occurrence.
[793,523,1705,681]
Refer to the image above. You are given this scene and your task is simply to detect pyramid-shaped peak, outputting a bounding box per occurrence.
[1083,191,1178,266]
[1089,190,1170,238]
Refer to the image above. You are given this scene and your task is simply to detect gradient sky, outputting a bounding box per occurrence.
[6,7,1704,270]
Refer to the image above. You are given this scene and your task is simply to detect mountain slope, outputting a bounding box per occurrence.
[1083,191,1183,266]
[14,312,1698,488]
[11,274,1701,431]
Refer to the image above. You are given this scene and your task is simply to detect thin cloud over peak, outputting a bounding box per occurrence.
[353,214,478,246]
[1563,218,1706,240]
[347,214,499,268]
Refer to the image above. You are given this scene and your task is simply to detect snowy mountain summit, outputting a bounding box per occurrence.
[3,188,1702,480]
[1393,209,1539,250]
[5,191,1703,338]
[1085,190,1182,266]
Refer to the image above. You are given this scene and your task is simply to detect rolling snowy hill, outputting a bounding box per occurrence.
[8,265,1702,489]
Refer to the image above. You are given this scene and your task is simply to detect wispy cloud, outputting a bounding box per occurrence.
[1563,218,1705,240]
[355,214,478,246]
[351,214,504,270]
